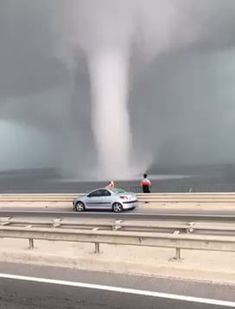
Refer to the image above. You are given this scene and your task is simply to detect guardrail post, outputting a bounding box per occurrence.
[94,242,100,254]
[28,238,34,249]
[169,247,183,262]
[175,247,181,260]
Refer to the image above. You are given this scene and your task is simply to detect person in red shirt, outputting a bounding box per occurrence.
[140,174,151,193]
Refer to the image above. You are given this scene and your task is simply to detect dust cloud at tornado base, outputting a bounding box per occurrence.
[0,1,235,180]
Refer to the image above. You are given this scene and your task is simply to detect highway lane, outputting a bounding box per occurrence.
[1,208,235,221]
[0,263,234,308]
[0,279,230,309]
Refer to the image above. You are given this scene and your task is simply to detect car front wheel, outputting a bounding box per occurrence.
[112,202,123,213]
[75,201,85,212]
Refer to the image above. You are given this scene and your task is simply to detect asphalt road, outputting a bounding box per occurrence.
[0,263,234,308]
[1,208,235,221]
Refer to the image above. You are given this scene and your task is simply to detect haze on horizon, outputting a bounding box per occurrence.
[0,0,235,180]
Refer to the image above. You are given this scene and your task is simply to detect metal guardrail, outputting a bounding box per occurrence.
[124,184,235,193]
[0,218,235,260]
[1,217,235,235]
[0,225,234,260]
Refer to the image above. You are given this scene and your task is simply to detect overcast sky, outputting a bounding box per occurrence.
[0,0,235,178]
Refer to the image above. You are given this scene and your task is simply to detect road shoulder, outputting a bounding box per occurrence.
[0,239,234,286]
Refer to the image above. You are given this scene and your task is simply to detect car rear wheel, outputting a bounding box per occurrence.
[75,201,85,212]
[112,202,123,213]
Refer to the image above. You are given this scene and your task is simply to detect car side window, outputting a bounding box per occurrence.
[100,189,111,197]
[89,189,111,197]
[89,190,101,197]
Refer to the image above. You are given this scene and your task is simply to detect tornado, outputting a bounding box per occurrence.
[88,50,132,179]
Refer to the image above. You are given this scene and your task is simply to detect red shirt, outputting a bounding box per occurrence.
[140,179,151,187]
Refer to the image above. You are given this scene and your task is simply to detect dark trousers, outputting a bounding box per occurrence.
[142,185,150,193]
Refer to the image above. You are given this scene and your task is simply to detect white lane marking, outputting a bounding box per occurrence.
[0,273,234,307]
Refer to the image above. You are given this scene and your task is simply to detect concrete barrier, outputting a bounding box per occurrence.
[0,193,78,202]
[1,192,235,203]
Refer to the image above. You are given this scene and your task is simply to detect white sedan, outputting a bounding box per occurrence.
[73,187,138,213]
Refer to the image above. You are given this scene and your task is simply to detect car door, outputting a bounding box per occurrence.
[85,189,109,210]
[85,190,101,209]
[101,189,113,210]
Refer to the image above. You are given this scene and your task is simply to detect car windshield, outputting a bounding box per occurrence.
[110,188,127,194]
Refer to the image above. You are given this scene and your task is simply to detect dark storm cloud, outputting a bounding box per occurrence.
[0,0,235,177]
